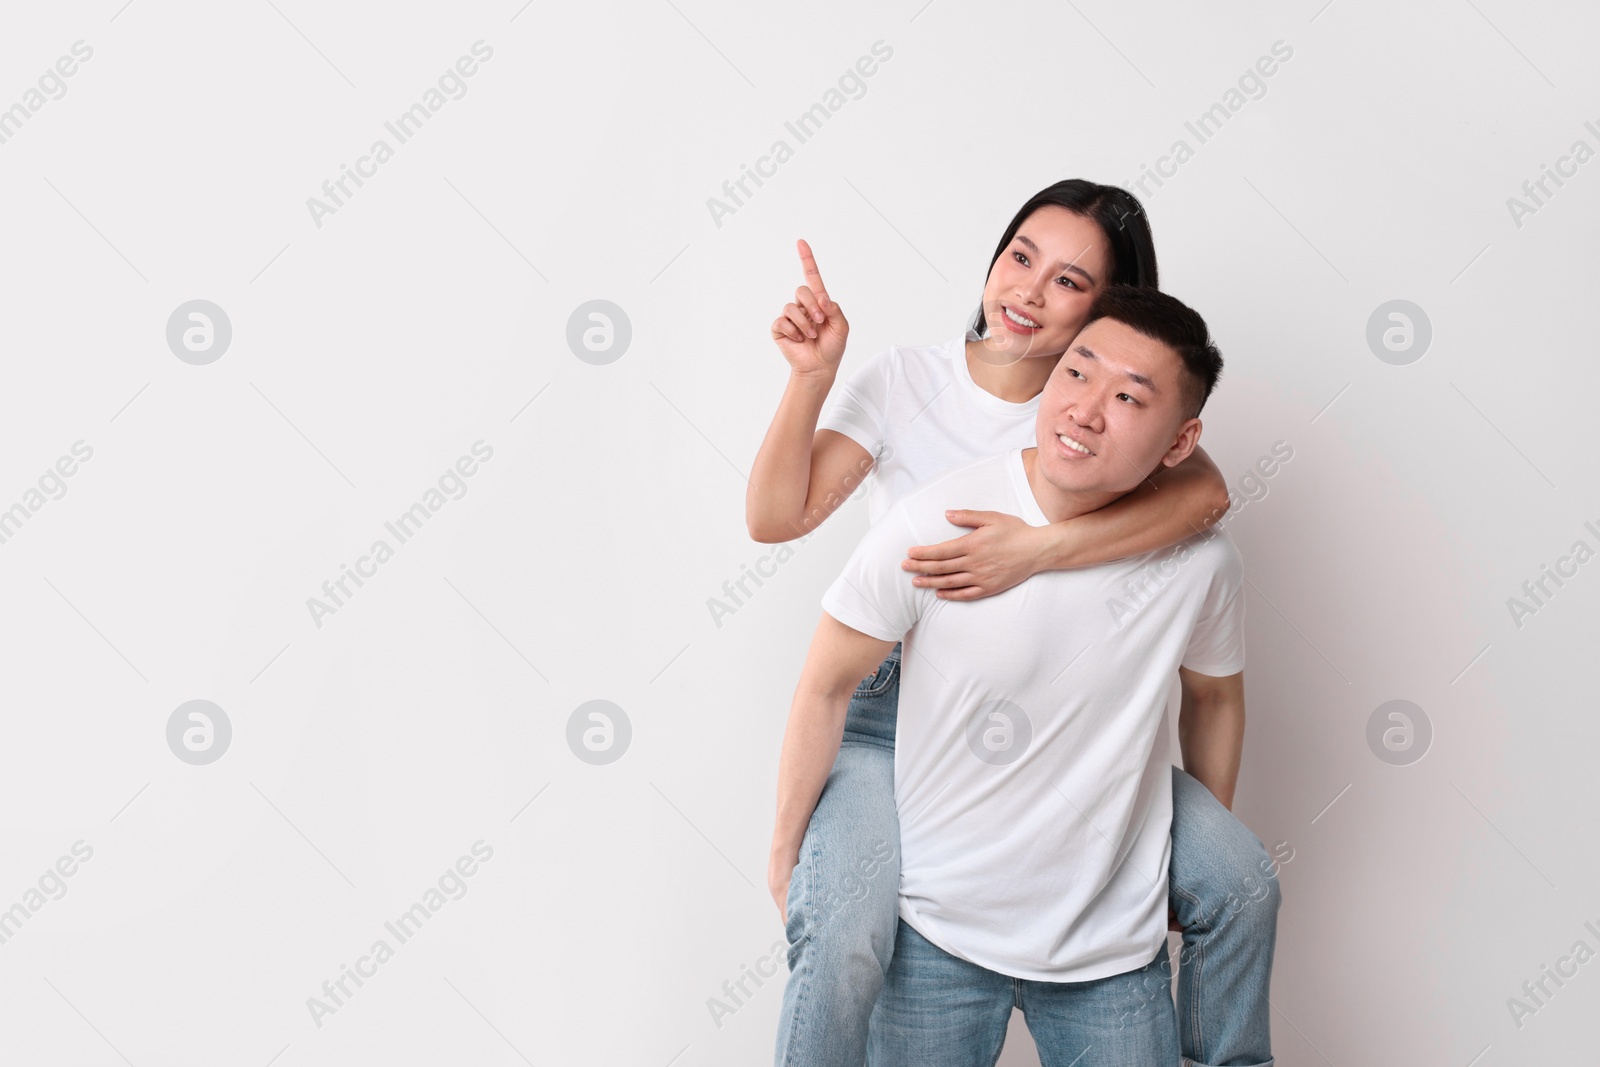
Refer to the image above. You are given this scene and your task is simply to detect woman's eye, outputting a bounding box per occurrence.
[1013,251,1029,266]
[1057,276,1079,289]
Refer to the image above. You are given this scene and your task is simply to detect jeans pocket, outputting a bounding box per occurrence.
[852,650,901,698]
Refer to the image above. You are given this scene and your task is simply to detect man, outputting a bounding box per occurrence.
[768,285,1252,1064]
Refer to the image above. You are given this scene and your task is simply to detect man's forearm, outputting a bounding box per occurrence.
[771,684,853,861]
[1178,694,1246,810]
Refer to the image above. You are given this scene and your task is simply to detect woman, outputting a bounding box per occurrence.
[750,180,1280,1066]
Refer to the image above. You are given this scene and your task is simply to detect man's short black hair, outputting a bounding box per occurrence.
[1082,285,1223,419]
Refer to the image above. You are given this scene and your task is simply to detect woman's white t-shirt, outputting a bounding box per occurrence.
[818,329,1041,525]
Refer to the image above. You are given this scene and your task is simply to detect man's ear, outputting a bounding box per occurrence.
[1161,417,1203,468]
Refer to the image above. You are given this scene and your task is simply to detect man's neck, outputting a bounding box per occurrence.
[1020,447,1129,525]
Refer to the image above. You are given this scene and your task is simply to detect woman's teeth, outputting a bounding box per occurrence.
[1004,306,1040,329]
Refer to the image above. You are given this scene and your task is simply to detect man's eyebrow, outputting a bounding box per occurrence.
[1014,234,1098,286]
[1072,343,1159,393]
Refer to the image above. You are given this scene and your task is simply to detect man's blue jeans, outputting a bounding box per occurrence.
[775,643,1280,1067]
[870,919,1178,1066]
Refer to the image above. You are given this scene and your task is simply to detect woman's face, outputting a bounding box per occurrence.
[977,205,1114,363]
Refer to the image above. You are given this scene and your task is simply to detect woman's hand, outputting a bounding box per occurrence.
[771,239,849,379]
[901,510,1049,601]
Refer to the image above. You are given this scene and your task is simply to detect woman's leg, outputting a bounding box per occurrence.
[1167,765,1282,1067]
[774,644,902,1067]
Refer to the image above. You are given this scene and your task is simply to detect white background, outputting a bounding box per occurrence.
[0,0,1597,1064]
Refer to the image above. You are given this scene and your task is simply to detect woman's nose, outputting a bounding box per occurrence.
[1017,269,1048,301]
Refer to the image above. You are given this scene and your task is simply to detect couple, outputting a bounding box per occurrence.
[748,180,1281,1065]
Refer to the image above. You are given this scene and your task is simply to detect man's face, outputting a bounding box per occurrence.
[1033,317,1201,494]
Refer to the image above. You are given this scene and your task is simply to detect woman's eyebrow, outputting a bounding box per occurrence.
[1014,234,1097,285]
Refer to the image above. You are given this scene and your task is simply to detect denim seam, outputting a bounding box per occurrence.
[1170,879,1207,1061]
[777,827,819,1067]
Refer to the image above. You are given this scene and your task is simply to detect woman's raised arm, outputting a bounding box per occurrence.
[746,240,873,543]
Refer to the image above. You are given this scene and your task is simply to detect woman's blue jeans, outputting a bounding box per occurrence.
[775,643,1280,1067]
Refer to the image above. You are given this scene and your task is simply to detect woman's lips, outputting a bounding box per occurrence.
[999,305,1041,334]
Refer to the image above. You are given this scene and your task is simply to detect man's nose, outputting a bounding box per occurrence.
[1068,395,1105,430]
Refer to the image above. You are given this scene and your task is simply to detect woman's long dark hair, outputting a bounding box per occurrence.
[970,180,1158,336]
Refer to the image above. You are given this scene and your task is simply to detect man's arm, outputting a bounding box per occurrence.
[768,612,900,918]
[1176,666,1246,810]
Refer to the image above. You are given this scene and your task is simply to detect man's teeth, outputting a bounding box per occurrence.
[1058,434,1090,455]
[1004,307,1040,329]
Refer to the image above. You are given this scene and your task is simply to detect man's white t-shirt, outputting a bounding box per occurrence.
[818,330,1039,524]
[820,447,1246,982]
